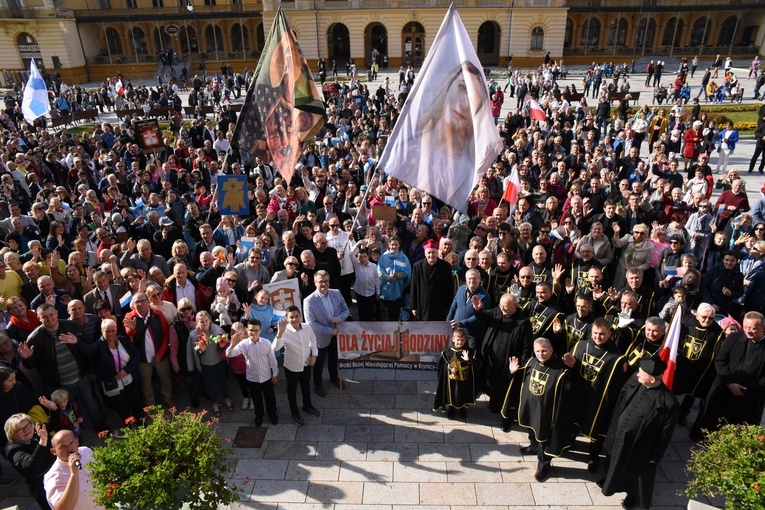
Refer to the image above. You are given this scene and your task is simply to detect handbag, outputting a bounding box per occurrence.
[101,377,124,397]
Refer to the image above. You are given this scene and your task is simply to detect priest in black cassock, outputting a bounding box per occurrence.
[472,293,532,422]
[503,337,574,481]
[411,239,454,321]
[601,357,679,510]
[432,328,475,419]
[563,318,628,473]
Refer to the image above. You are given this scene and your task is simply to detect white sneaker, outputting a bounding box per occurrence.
[241,398,249,410]
[248,398,254,409]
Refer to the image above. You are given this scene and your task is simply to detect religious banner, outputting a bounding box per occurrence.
[262,278,301,315]
[336,321,452,370]
[134,119,163,151]
[216,174,249,216]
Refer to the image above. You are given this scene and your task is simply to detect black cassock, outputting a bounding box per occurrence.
[433,346,475,411]
[673,318,724,398]
[602,376,679,508]
[411,258,454,322]
[475,307,532,412]
[502,356,575,457]
[569,338,628,440]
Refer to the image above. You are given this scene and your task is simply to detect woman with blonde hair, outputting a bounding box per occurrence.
[611,222,654,289]
[188,310,232,416]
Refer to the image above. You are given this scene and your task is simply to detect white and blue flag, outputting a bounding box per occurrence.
[21,60,50,124]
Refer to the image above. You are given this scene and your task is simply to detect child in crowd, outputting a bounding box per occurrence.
[659,286,688,321]
[39,389,83,436]
[211,276,240,329]
[432,328,475,420]
[228,321,252,410]
[225,319,278,428]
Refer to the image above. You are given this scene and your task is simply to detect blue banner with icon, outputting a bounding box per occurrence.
[217,174,249,216]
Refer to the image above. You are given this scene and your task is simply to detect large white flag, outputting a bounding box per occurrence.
[21,60,50,124]
[377,4,502,213]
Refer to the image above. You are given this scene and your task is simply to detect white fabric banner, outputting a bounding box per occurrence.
[377,5,502,213]
[21,60,50,124]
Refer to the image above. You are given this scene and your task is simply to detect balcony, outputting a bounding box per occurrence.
[270,0,563,11]
[566,0,765,11]
[0,7,73,18]
[73,2,263,22]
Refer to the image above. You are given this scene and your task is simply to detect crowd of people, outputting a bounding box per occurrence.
[0,53,763,509]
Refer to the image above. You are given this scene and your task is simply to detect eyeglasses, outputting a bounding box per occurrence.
[540,230,551,234]
[179,306,193,312]
[475,227,487,232]
[422,202,432,206]
[465,257,477,261]
[699,205,710,208]
[670,240,680,244]
[519,275,533,279]
[225,278,238,283]
[17,423,33,434]
[329,223,340,227]
[286,262,298,266]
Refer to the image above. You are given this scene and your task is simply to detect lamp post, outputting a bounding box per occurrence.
[630,0,644,73]
[187,0,203,74]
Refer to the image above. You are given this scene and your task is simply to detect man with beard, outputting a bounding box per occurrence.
[600,357,678,510]
[674,303,724,426]
[502,337,574,481]
[527,282,567,356]
[563,318,628,473]
[690,311,765,440]
[411,239,454,322]
[487,252,517,307]
[471,293,531,424]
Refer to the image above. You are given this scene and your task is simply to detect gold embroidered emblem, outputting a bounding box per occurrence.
[530,368,549,395]
[682,335,706,361]
[580,352,604,381]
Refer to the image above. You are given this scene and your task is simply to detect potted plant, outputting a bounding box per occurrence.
[89,406,239,509]
[686,423,765,509]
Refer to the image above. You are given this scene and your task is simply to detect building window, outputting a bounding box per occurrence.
[126,0,137,7]
[662,17,683,47]
[690,17,709,47]
[153,0,163,6]
[106,27,123,54]
[607,17,628,46]
[717,16,737,46]
[564,19,573,48]
[581,18,600,47]
[531,27,544,50]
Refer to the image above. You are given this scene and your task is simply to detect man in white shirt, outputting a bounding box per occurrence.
[44,430,103,510]
[225,319,278,428]
[272,306,320,425]
[350,247,380,322]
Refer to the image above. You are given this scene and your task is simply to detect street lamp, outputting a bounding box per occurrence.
[187,0,203,71]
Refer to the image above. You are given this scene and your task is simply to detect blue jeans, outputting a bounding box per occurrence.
[60,376,104,425]
[200,360,229,404]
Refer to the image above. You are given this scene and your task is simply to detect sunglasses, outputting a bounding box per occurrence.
[756,228,765,231]
[286,262,298,266]
[329,224,340,227]
[179,306,193,312]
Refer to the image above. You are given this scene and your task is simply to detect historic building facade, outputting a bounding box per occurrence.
[0,0,762,85]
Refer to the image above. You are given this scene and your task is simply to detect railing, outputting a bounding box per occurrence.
[566,0,763,7]
[85,54,159,64]
[564,44,758,57]
[73,2,262,20]
[267,0,562,10]
[0,7,73,18]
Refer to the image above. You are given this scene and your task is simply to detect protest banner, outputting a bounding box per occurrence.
[336,321,452,370]
[216,174,249,216]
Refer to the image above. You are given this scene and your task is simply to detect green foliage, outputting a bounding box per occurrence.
[686,423,765,509]
[89,406,239,510]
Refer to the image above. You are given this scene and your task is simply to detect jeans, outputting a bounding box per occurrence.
[60,375,104,425]
[285,367,313,414]
[313,336,339,387]
[200,360,229,404]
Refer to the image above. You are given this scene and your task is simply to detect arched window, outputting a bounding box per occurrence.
[106,27,123,54]
[154,27,171,52]
[581,18,601,47]
[232,24,250,52]
[130,27,147,54]
[477,22,497,54]
[256,23,265,51]
[205,24,224,52]
[637,18,656,48]
[607,17,628,46]
[530,27,544,50]
[717,16,737,46]
[564,18,573,48]
[690,17,709,47]
[662,17,683,47]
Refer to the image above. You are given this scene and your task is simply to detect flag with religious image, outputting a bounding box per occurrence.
[376,4,502,213]
[231,8,326,186]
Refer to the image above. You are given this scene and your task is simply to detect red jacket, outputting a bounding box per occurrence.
[124,309,173,362]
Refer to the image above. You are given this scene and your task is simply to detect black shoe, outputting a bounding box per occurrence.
[302,406,320,417]
[446,408,456,420]
[588,459,600,473]
[268,412,278,425]
[190,397,200,409]
[534,466,550,481]
[459,408,466,419]
[596,478,605,488]
[331,379,344,390]
[315,385,326,398]
[292,413,305,425]
[519,445,538,455]
[678,411,689,427]
[621,495,637,509]
[501,419,512,433]
[255,416,263,428]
